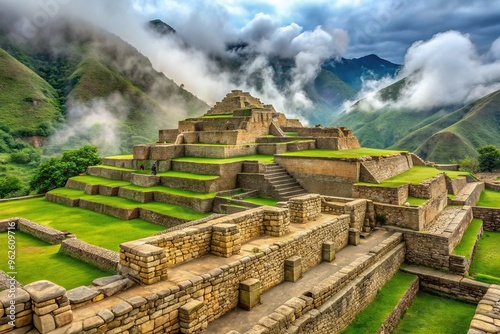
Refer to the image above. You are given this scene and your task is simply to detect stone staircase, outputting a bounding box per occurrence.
[264,163,308,200]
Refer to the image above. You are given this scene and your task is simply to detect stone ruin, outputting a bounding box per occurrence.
[0,90,500,334]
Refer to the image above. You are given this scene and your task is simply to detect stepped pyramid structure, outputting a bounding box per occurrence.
[2,90,500,334]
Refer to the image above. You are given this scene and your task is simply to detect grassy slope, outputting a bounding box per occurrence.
[0,232,111,289]
[0,48,61,133]
[0,197,164,251]
[452,218,483,259]
[342,271,416,334]
[476,189,500,208]
[393,291,476,334]
[469,231,500,284]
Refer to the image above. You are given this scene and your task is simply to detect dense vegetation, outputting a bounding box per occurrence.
[30,145,101,193]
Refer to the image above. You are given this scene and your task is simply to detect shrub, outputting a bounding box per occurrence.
[30,145,101,193]
[0,176,25,198]
[478,145,500,172]
[455,156,480,173]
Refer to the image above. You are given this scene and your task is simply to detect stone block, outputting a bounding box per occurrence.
[33,314,56,333]
[92,275,125,287]
[322,241,336,262]
[349,228,360,246]
[285,256,302,282]
[239,279,261,310]
[179,300,204,317]
[54,310,73,327]
[66,286,99,304]
[24,281,66,304]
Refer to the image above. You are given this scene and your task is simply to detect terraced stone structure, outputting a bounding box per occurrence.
[2,91,500,334]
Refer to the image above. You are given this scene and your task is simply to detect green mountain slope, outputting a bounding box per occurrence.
[0,48,62,136]
[334,75,500,162]
[410,90,500,162]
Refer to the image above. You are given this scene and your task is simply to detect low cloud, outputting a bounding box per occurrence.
[346,31,500,112]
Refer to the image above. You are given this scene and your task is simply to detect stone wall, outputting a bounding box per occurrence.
[486,182,500,191]
[184,144,257,159]
[158,129,179,142]
[352,184,408,205]
[289,194,322,223]
[45,191,80,207]
[403,266,490,303]
[359,153,412,183]
[294,244,405,334]
[101,158,135,169]
[233,234,404,334]
[375,203,424,230]
[60,238,120,272]
[60,214,350,333]
[472,207,500,231]
[78,199,139,220]
[160,175,220,193]
[274,156,359,197]
[150,144,185,161]
[450,182,485,206]
[469,285,500,333]
[378,276,419,334]
[446,176,467,195]
[8,218,67,245]
[398,206,473,271]
[87,166,132,182]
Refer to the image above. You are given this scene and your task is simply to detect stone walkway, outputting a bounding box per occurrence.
[205,229,395,334]
[426,206,463,234]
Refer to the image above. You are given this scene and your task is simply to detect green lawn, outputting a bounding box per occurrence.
[0,197,164,251]
[0,232,111,289]
[476,189,500,208]
[173,154,274,164]
[358,166,470,187]
[393,291,476,334]
[452,219,483,260]
[342,271,417,334]
[69,175,131,187]
[469,231,500,284]
[122,185,216,199]
[242,197,278,206]
[279,148,405,158]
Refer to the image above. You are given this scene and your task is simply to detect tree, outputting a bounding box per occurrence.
[0,176,25,198]
[30,145,101,193]
[478,145,500,172]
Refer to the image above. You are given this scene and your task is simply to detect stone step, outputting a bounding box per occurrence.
[266,175,293,182]
[449,182,485,206]
[265,171,289,177]
[279,189,308,197]
[269,180,297,187]
[275,185,304,192]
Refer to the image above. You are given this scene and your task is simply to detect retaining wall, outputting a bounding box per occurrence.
[472,206,500,231]
[359,154,412,183]
[184,144,257,158]
[352,184,408,205]
[87,166,132,182]
[60,238,119,272]
[159,175,220,193]
[0,218,67,244]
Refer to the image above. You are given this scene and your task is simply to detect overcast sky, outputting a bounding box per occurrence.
[132,0,500,63]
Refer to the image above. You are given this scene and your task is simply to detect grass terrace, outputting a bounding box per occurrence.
[0,232,111,289]
[69,175,131,187]
[393,291,476,334]
[200,113,233,118]
[476,189,500,208]
[173,154,274,164]
[105,154,133,159]
[403,197,428,206]
[358,166,470,187]
[469,231,500,284]
[279,148,405,158]
[452,218,483,260]
[241,197,278,206]
[342,271,416,334]
[48,189,210,221]
[122,185,217,199]
[0,197,165,251]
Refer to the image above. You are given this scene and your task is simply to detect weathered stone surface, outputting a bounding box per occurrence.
[66,286,99,304]
[98,279,132,297]
[83,315,104,330]
[111,301,133,316]
[24,281,65,303]
[33,314,56,333]
[97,308,115,323]
[92,275,125,287]
[0,288,30,306]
